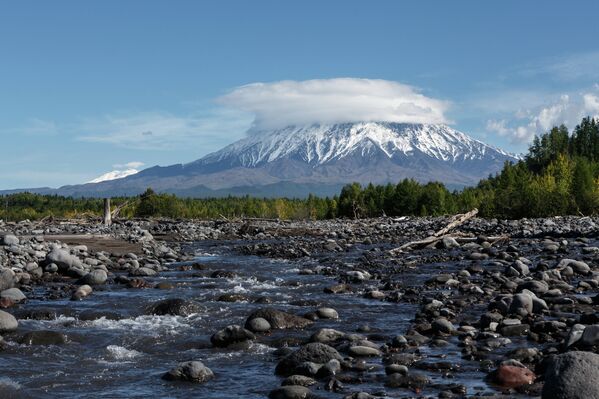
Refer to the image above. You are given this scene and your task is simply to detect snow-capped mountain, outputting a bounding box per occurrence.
[7,122,518,197]
[87,168,140,183]
[194,122,513,168]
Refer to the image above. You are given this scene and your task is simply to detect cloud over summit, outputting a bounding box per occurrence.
[218,78,451,130]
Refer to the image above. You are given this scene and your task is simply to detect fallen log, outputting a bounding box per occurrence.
[390,209,479,253]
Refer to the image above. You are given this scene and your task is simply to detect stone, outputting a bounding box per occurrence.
[45,249,82,272]
[247,317,271,333]
[129,267,157,277]
[579,324,599,347]
[210,325,255,348]
[542,351,599,399]
[0,310,18,332]
[19,330,67,345]
[282,375,317,387]
[78,269,107,285]
[349,345,381,357]
[268,385,312,399]
[432,317,455,334]
[491,364,535,388]
[509,293,533,315]
[162,361,214,383]
[150,298,201,316]
[0,269,16,291]
[386,372,429,389]
[316,307,339,319]
[0,288,26,303]
[71,285,92,300]
[275,343,343,376]
[245,308,312,330]
[1,234,19,246]
[310,328,346,344]
[557,259,590,275]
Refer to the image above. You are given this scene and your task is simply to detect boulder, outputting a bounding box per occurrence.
[71,285,92,300]
[0,310,18,332]
[78,269,107,285]
[268,385,313,399]
[245,308,312,330]
[210,325,255,348]
[45,249,82,272]
[275,343,343,376]
[162,361,214,383]
[0,269,16,292]
[0,288,26,303]
[490,364,535,388]
[542,351,599,399]
[246,317,271,333]
[1,234,19,246]
[150,298,201,316]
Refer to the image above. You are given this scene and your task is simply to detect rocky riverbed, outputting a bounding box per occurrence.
[1,215,599,398]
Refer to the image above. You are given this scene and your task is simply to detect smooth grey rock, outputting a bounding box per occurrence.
[349,345,381,357]
[275,343,343,376]
[245,308,312,330]
[0,310,18,332]
[1,234,19,246]
[78,269,107,285]
[247,317,271,333]
[210,325,255,348]
[162,361,214,383]
[310,328,346,344]
[71,284,93,300]
[268,385,312,399]
[0,269,15,291]
[45,249,82,272]
[316,307,339,319]
[580,324,599,347]
[542,351,599,399]
[0,288,26,302]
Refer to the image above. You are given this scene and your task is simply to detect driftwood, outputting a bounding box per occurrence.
[103,198,112,226]
[390,208,480,253]
[111,199,138,219]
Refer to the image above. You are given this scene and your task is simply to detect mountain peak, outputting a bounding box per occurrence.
[194,122,515,168]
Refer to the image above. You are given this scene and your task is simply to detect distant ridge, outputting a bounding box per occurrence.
[1,122,518,198]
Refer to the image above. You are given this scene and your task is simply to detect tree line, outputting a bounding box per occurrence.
[1,116,599,221]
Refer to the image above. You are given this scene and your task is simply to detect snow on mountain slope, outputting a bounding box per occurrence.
[194,122,515,168]
[88,168,139,183]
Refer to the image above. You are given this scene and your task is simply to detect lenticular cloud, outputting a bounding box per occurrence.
[218,78,450,130]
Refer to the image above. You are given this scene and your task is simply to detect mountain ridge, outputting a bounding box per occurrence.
[1,122,518,198]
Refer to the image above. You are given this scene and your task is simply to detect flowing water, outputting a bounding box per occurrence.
[0,239,511,398]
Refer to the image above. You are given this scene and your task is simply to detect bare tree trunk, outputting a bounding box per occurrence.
[103,198,112,226]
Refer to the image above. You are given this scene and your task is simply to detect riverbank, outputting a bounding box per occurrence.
[1,215,599,398]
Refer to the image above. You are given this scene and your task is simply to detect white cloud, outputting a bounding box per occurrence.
[486,88,599,144]
[113,161,145,169]
[518,51,599,81]
[77,108,252,150]
[218,78,451,130]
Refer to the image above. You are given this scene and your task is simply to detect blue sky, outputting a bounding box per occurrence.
[2,1,599,189]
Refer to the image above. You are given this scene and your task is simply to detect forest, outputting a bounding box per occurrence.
[1,116,598,221]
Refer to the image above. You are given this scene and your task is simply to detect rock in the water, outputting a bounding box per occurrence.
[0,288,26,303]
[162,361,214,383]
[45,249,82,272]
[71,285,92,300]
[386,372,429,389]
[282,375,317,387]
[542,351,599,399]
[150,298,201,316]
[579,324,599,347]
[210,325,255,348]
[431,317,455,334]
[268,385,313,399]
[310,328,346,344]
[246,317,271,333]
[0,310,18,332]
[349,345,381,357]
[245,308,312,330]
[275,343,343,376]
[316,307,339,319]
[19,330,67,345]
[78,269,108,285]
[491,364,535,388]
